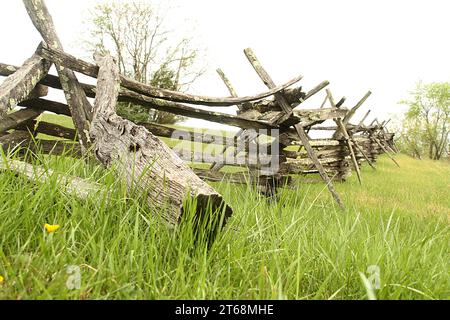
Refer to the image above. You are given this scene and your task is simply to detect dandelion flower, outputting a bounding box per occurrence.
[0,275,4,285]
[44,224,60,233]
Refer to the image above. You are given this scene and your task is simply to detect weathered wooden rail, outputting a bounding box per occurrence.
[0,0,398,228]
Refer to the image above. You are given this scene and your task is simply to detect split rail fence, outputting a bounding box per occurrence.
[0,0,399,228]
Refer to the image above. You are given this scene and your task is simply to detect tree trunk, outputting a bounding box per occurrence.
[90,53,232,227]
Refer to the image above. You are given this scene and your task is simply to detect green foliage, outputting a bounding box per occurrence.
[0,152,448,299]
[398,81,450,160]
[116,102,150,123]
[147,65,184,124]
[115,68,185,124]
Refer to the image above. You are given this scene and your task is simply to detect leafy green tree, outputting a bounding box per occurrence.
[84,0,205,124]
[394,117,424,159]
[398,81,450,160]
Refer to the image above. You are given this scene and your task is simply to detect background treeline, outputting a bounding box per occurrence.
[395,81,449,160]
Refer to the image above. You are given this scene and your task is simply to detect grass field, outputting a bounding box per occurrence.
[0,116,449,299]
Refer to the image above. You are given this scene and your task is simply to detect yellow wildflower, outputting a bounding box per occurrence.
[44,223,60,233]
[0,275,4,285]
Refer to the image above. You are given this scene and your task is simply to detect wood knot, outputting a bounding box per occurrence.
[130,126,139,136]
[129,143,141,153]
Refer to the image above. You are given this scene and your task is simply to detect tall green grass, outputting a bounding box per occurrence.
[0,150,448,299]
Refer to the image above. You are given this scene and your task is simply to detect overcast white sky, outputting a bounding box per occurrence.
[1,0,449,130]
